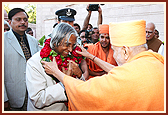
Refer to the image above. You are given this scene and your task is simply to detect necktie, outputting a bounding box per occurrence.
[20,36,31,61]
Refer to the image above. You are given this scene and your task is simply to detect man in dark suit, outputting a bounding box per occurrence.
[4,8,39,111]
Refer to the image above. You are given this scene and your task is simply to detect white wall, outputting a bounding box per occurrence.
[36,3,165,42]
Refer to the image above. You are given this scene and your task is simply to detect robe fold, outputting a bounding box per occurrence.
[64,50,164,111]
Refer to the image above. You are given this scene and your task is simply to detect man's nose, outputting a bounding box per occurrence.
[68,46,73,52]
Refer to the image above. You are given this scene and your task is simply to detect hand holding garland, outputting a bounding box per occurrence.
[41,57,66,83]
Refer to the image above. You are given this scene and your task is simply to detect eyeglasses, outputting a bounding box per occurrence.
[146,31,153,34]
[4,28,10,31]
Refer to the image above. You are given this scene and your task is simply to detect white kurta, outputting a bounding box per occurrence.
[26,52,67,111]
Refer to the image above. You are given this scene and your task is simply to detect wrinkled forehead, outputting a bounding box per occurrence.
[146,23,155,30]
[60,34,77,44]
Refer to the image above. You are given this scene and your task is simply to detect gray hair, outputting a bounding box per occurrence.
[50,22,78,49]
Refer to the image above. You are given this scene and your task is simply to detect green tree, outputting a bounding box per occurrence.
[4,4,36,24]
[24,4,36,24]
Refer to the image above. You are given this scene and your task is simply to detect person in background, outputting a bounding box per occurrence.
[26,27,33,36]
[82,4,102,44]
[146,22,164,56]
[4,20,10,32]
[4,8,39,111]
[86,24,117,79]
[154,29,159,39]
[82,4,102,31]
[55,8,76,27]
[87,23,93,31]
[73,23,81,35]
[90,27,100,44]
[41,20,164,111]
[79,30,92,47]
[4,10,10,32]
[4,9,9,22]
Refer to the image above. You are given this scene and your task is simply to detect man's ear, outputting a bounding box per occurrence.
[122,45,130,60]
[8,20,11,26]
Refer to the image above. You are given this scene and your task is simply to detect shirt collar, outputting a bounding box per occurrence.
[12,29,26,41]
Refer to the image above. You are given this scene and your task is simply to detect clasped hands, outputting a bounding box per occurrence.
[41,57,82,79]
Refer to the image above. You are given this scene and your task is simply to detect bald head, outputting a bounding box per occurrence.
[146,22,155,41]
[146,22,155,30]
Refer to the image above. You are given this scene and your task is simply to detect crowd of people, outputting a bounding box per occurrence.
[4,4,164,111]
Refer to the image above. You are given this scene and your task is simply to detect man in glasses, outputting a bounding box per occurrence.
[146,22,164,56]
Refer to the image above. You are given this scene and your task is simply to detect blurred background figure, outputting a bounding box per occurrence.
[4,20,10,32]
[154,29,159,39]
[79,30,92,47]
[4,9,9,22]
[73,23,81,35]
[26,27,34,36]
[146,22,164,56]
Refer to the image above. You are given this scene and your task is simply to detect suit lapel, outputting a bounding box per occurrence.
[7,30,25,59]
[26,35,34,56]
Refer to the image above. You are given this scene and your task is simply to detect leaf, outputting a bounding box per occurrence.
[45,57,51,62]
[38,35,45,46]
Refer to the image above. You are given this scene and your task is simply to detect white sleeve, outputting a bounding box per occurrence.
[4,84,8,102]
[26,59,67,109]
[158,44,164,57]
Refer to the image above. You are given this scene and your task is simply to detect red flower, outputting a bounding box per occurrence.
[78,57,83,61]
[74,46,82,57]
[49,56,53,61]
[75,46,82,52]
[72,50,78,57]
[72,57,78,63]
[66,57,71,60]
[40,47,52,58]
[45,38,51,44]
[55,55,60,60]
[57,59,62,66]
[62,62,68,68]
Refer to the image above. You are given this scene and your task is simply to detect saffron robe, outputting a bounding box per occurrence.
[87,42,117,79]
[64,50,164,111]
